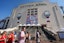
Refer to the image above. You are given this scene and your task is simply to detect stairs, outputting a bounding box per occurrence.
[26,26,49,41]
[38,28,49,41]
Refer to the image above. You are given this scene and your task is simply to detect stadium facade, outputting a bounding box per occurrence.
[0,0,64,34]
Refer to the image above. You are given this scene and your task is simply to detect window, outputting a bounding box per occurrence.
[31,9,34,10]
[28,9,30,14]
[35,8,37,10]
[35,10,37,12]
[35,13,37,15]
[28,11,30,13]
[31,11,34,13]
[31,14,34,15]
[28,9,30,11]
[26,8,38,24]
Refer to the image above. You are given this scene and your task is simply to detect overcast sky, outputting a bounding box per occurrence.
[0,0,64,20]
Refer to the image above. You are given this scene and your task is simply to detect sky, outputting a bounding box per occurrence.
[0,0,64,20]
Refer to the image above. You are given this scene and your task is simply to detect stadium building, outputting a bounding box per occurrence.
[0,0,64,42]
[7,1,64,33]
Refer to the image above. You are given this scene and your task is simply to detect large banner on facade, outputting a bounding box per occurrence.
[26,15,38,24]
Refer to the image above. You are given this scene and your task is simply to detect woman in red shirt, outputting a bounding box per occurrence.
[2,31,7,43]
[0,34,3,43]
[7,33,12,43]
[0,33,6,43]
[7,31,15,43]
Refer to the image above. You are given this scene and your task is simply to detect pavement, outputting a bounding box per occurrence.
[28,40,51,43]
[28,40,64,43]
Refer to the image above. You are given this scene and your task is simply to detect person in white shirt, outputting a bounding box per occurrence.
[19,27,26,43]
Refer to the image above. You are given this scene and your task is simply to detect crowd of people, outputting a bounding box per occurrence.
[0,27,41,43]
[0,31,14,43]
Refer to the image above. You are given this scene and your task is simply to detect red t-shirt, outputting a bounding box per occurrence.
[10,33,14,41]
[0,36,5,43]
[3,35,6,39]
[7,34,14,43]
[2,35,6,43]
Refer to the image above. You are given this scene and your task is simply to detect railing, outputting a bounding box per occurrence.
[0,26,18,33]
[41,28,56,42]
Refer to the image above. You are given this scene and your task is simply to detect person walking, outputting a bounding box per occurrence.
[0,33,5,43]
[7,31,15,43]
[2,31,7,43]
[26,32,31,43]
[36,29,41,43]
[19,27,26,43]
